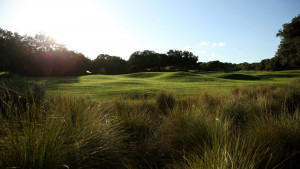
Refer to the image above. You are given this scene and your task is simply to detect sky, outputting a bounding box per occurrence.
[0,0,299,63]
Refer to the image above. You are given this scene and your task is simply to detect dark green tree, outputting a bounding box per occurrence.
[275,14,300,69]
[128,50,160,72]
[91,54,126,74]
[166,50,198,69]
[0,28,91,76]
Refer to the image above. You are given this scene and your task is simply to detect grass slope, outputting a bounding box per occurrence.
[1,70,300,100]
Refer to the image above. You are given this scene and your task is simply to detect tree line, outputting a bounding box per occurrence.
[0,14,299,76]
[0,30,90,76]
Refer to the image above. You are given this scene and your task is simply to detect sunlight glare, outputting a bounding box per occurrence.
[9,0,137,59]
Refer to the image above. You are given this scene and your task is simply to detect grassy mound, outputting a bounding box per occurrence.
[220,73,261,80]
[125,72,163,78]
[164,72,198,79]
[158,72,221,82]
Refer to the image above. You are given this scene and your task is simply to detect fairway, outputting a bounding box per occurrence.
[2,70,300,100]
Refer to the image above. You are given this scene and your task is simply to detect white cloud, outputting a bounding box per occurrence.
[182,46,194,52]
[218,42,226,47]
[199,41,210,46]
[199,41,226,47]
[198,50,207,55]
[211,53,220,57]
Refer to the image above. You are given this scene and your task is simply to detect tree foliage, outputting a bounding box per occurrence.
[128,50,160,72]
[91,54,127,74]
[165,50,198,69]
[274,14,300,70]
[0,28,91,76]
[128,50,198,72]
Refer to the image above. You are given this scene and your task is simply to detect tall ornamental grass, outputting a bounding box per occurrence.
[0,79,299,169]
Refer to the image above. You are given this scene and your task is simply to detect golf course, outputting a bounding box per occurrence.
[3,70,299,100]
[1,1,300,168]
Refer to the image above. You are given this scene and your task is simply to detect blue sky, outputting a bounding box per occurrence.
[0,0,299,63]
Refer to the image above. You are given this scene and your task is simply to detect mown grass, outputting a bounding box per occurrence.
[1,70,299,100]
[0,75,299,168]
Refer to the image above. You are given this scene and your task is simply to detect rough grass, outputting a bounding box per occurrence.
[0,72,299,168]
[0,94,128,169]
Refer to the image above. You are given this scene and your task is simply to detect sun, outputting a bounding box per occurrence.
[8,0,139,59]
[12,1,111,50]
[14,0,97,41]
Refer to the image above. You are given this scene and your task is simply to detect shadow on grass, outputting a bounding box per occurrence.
[257,74,300,79]
[40,77,80,85]
[1,76,81,95]
[220,73,261,80]
[125,72,163,78]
